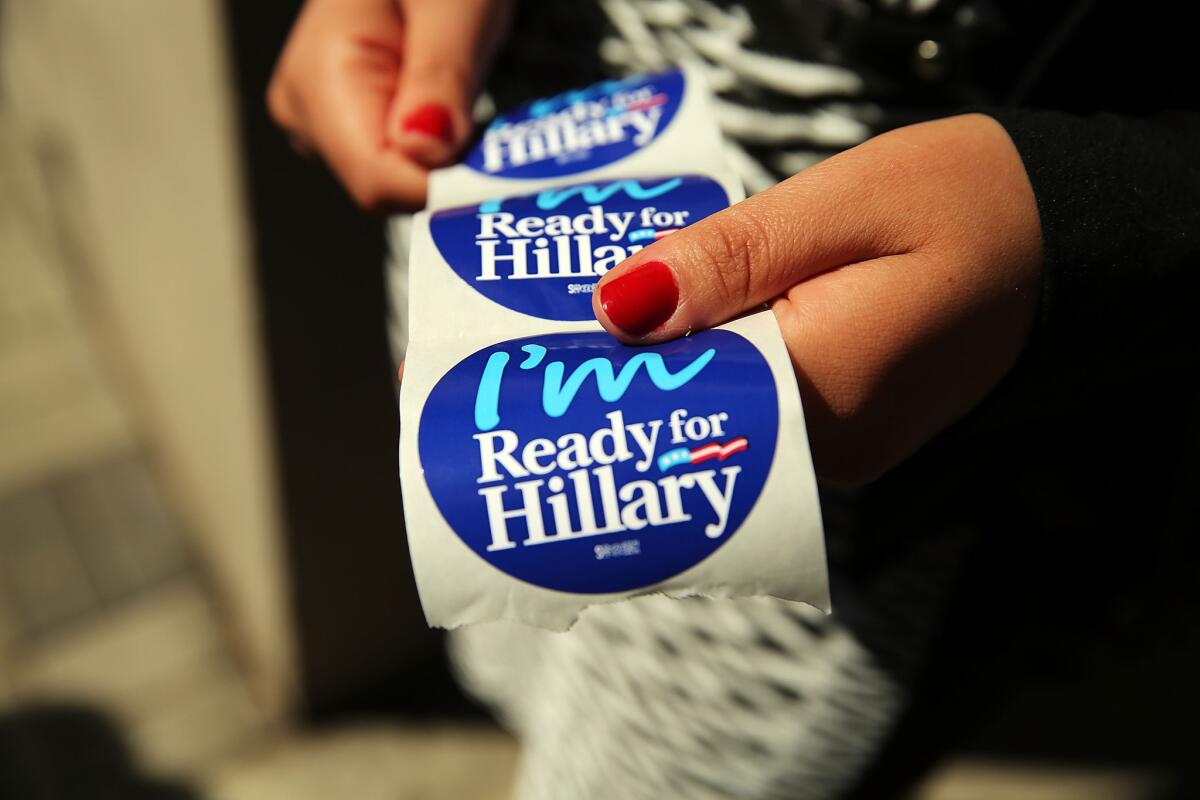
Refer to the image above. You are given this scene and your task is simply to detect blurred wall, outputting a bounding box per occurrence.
[222,3,441,715]
[1,0,296,716]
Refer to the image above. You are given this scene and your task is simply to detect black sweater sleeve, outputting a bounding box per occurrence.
[989,110,1200,348]
[911,108,1200,617]
[982,110,1200,413]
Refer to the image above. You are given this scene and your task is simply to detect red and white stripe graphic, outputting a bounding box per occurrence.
[625,93,668,112]
[689,437,749,464]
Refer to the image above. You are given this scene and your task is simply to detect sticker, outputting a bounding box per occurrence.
[418,330,778,594]
[465,71,686,179]
[429,175,730,320]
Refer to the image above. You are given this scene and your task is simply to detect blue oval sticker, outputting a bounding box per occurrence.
[465,71,685,179]
[429,174,731,321]
[418,330,778,594]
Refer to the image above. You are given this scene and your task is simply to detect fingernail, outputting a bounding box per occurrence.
[599,261,678,337]
[402,103,454,143]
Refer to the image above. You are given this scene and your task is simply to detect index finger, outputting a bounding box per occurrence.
[305,51,431,211]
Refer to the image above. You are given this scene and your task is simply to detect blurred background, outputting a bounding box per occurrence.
[1,1,1197,798]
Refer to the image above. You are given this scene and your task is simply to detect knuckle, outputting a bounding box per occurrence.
[347,175,419,213]
[405,59,474,98]
[348,179,387,211]
[265,79,296,128]
[694,209,774,306]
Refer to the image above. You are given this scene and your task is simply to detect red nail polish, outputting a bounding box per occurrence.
[599,261,678,337]
[402,103,454,143]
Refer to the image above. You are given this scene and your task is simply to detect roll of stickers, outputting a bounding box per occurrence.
[428,66,725,209]
[401,71,828,631]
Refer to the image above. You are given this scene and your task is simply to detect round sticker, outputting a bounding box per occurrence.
[429,174,730,321]
[465,71,686,179]
[418,330,778,594]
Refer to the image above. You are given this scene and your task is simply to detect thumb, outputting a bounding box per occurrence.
[592,134,929,343]
[388,0,505,167]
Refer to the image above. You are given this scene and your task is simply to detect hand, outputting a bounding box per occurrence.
[593,114,1043,485]
[267,0,510,210]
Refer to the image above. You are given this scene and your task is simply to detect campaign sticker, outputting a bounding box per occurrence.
[465,71,686,179]
[417,330,779,594]
[429,175,730,320]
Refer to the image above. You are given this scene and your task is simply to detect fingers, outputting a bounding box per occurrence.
[268,0,509,209]
[593,114,1036,344]
[387,0,508,167]
[589,114,1042,484]
[305,54,431,211]
[592,136,922,342]
[268,0,429,211]
[771,247,1034,485]
[771,119,1040,485]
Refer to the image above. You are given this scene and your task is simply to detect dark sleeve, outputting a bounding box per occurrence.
[939,111,1200,608]
[986,109,1200,350]
[979,110,1200,412]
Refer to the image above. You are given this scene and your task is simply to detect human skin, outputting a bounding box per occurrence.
[267,0,510,210]
[266,9,1043,486]
[593,114,1044,485]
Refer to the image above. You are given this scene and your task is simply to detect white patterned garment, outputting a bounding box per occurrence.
[451,597,902,800]
[390,2,972,797]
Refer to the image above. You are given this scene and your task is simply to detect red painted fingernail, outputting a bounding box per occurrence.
[402,103,454,143]
[599,261,678,337]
